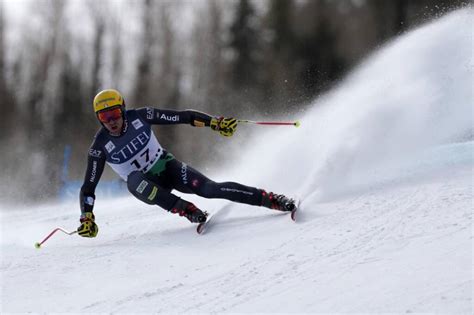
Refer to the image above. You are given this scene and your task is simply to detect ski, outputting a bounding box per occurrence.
[196,199,300,234]
[196,211,213,234]
[196,205,233,235]
[290,199,301,222]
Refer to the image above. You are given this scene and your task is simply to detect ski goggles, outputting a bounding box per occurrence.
[97,107,123,123]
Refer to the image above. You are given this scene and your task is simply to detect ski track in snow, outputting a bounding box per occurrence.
[1,8,473,314]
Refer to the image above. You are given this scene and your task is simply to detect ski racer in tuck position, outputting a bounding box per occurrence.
[78,89,296,237]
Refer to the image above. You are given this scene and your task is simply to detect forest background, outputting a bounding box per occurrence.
[0,0,468,203]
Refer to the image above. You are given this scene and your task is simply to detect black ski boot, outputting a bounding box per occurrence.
[170,199,207,223]
[260,191,296,212]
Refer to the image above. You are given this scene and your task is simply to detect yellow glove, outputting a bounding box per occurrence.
[210,117,237,137]
[77,212,99,238]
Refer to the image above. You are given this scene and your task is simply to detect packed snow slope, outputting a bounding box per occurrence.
[1,9,472,314]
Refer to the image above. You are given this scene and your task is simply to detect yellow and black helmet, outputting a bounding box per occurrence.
[93,89,125,113]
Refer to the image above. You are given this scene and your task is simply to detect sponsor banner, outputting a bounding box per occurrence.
[136,180,148,194]
[146,107,154,120]
[110,131,150,163]
[193,120,205,127]
[220,187,254,195]
[181,163,188,184]
[132,119,144,129]
[89,160,98,182]
[89,149,102,158]
[160,113,179,122]
[148,186,158,201]
[105,141,115,153]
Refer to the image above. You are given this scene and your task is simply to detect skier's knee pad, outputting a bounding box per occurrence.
[127,171,178,209]
[127,171,157,205]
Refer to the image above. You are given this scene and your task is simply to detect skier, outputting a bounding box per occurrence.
[78,89,296,237]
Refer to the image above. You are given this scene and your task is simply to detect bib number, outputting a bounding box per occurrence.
[130,148,150,170]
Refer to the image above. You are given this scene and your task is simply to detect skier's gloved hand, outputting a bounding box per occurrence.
[77,212,99,238]
[210,116,237,137]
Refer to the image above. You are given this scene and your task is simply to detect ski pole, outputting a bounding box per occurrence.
[238,119,301,127]
[34,227,77,249]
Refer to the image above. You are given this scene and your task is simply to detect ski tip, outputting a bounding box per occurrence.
[196,218,208,234]
[197,223,205,234]
[196,211,212,235]
[290,199,301,222]
[291,209,297,221]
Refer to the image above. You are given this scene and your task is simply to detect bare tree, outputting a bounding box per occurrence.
[88,1,107,97]
[0,1,13,140]
[261,0,298,111]
[133,0,156,106]
[156,3,181,107]
[108,4,124,90]
[368,0,409,41]
[189,0,228,113]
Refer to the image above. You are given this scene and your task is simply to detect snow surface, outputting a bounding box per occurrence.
[1,9,473,314]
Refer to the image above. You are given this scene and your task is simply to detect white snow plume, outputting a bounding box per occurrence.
[223,8,473,201]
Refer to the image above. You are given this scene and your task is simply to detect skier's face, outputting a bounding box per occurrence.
[103,116,123,134]
[98,107,124,135]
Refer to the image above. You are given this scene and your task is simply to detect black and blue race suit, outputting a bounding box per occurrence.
[79,107,264,214]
